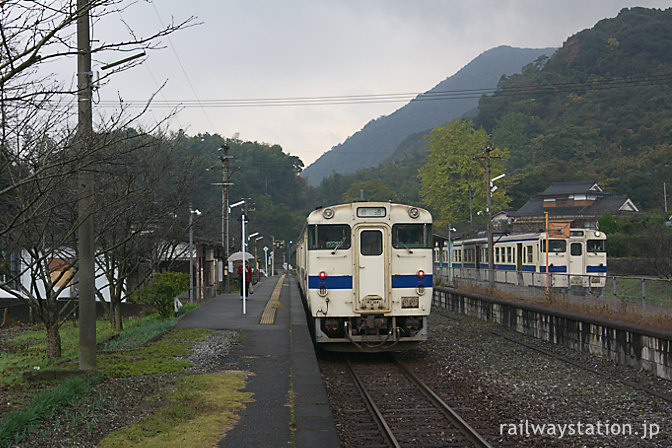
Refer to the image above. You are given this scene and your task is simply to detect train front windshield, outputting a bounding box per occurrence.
[308,224,351,250]
[392,224,432,249]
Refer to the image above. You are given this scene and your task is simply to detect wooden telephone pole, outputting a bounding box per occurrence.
[77,0,96,370]
[474,146,500,281]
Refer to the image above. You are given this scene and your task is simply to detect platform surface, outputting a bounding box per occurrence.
[175,275,340,448]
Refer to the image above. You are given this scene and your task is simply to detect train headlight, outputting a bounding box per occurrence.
[322,208,334,219]
[408,207,420,219]
[595,231,602,237]
[318,271,328,296]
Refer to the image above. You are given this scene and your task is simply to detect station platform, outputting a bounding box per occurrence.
[175,275,340,448]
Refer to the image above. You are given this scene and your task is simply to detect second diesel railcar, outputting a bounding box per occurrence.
[440,229,607,289]
[296,202,433,351]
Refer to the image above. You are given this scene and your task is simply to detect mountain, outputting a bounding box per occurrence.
[476,7,672,210]
[301,45,556,185]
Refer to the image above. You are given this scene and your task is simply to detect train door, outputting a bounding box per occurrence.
[475,244,481,269]
[516,243,524,285]
[568,240,584,287]
[354,226,390,313]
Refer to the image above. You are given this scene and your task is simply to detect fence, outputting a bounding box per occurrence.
[434,265,672,319]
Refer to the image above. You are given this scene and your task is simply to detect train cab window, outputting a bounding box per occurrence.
[587,240,606,253]
[571,243,582,256]
[392,224,432,249]
[360,230,383,255]
[541,240,566,253]
[307,224,351,250]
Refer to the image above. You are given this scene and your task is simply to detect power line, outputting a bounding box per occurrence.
[96,72,672,109]
[150,3,216,130]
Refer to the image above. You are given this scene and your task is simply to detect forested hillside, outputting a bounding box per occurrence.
[175,133,309,246]
[314,7,672,221]
[478,7,672,210]
[301,46,555,185]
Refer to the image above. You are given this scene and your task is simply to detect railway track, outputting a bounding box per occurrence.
[344,354,492,448]
[490,329,672,403]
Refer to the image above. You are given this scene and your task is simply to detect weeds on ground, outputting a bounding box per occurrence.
[97,372,253,448]
[0,374,100,446]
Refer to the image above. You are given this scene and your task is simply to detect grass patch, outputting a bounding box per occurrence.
[1,314,181,384]
[100,315,176,352]
[606,277,672,306]
[1,320,121,384]
[55,327,210,378]
[97,372,253,448]
[0,374,98,446]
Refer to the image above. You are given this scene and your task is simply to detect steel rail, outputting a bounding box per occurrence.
[490,329,672,404]
[392,356,494,448]
[345,358,401,448]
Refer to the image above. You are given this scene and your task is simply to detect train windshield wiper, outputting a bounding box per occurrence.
[400,242,413,254]
[331,239,344,254]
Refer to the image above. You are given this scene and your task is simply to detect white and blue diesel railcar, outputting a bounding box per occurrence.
[442,229,607,288]
[296,202,433,351]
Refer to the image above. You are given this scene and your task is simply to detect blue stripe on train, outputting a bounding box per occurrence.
[587,265,607,273]
[391,274,433,288]
[539,265,567,273]
[308,274,433,289]
[308,275,352,289]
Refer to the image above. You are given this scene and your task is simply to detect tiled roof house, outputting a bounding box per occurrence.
[509,181,639,233]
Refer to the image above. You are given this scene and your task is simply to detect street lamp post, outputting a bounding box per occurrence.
[189,206,202,305]
[263,246,269,277]
[229,200,246,313]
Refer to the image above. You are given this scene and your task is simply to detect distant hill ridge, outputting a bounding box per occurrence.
[301,45,556,185]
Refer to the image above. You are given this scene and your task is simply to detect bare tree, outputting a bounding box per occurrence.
[0,0,195,358]
[93,129,196,331]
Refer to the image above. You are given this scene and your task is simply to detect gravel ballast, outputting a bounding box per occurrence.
[321,311,672,447]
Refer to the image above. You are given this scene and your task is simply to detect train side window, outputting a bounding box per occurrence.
[526,246,533,264]
[506,247,512,263]
[587,240,605,252]
[360,230,382,256]
[571,243,582,256]
[392,224,432,249]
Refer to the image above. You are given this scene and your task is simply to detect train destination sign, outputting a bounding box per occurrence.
[357,207,386,218]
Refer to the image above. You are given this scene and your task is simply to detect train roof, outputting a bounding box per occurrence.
[307,202,431,223]
[452,228,605,246]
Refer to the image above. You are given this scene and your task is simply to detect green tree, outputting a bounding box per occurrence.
[419,120,510,225]
[598,213,620,234]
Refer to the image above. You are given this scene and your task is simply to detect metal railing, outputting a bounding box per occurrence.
[434,266,672,319]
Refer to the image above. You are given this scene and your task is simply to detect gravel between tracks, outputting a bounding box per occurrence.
[320,311,672,447]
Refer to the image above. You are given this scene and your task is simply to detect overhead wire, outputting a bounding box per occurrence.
[149,2,216,130]
[96,72,672,109]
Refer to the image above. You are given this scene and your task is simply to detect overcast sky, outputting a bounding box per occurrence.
[90,1,670,166]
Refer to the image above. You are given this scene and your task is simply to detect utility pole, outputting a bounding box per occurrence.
[77,0,96,370]
[474,146,500,283]
[220,145,232,293]
[211,145,234,293]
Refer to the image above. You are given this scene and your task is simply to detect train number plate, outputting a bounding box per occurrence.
[402,296,419,308]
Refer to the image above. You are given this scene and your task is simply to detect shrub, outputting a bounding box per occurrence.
[136,272,189,318]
